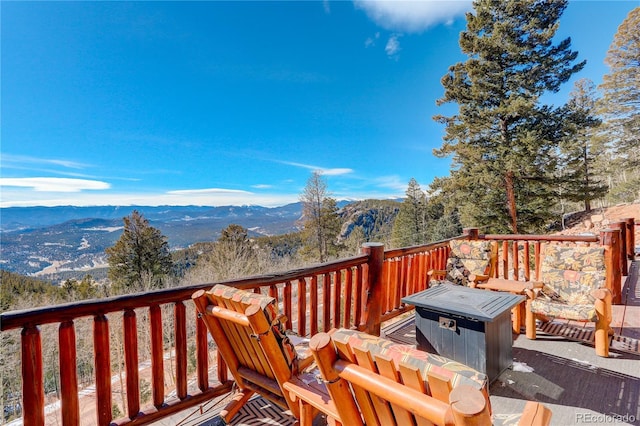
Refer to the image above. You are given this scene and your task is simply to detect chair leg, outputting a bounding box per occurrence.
[525,299,537,340]
[595,315,611,358]
[594,289,612,358]
[512,304,522,334]
[220,390,255,423]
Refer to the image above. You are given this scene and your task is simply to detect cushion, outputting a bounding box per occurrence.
[532,245,606,321]
[440,240,494,286]
[210,284,306,372]
[331,328,488,392]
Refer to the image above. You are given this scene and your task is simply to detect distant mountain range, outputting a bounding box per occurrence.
[0,200,397,277]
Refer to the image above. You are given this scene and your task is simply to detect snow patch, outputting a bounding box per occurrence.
[512,362,534,373]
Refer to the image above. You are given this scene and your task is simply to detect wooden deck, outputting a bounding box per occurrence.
[155,262,640,425]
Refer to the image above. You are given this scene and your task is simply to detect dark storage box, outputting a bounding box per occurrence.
[402,284,524,382]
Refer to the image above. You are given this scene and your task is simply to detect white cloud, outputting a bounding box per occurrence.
[374,175,409,192]
[385,34,402,58]
[0,177,110,192]
[365,32,380,48]
[2,154,90,170]
[354,0,471,32]
[167,188,252,195]
[277,160,354,176]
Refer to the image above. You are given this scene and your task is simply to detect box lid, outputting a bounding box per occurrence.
[401,284,524,322]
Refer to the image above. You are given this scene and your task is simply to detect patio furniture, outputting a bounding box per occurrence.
[294,331,552,426]
[428,239,498,287]
[192,284,318,423]
[475,278,543,333]
[403,284,524,382]
[524,244,613,357]
[318,328,490,404]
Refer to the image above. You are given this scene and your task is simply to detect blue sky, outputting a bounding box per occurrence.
[1,1,637,208]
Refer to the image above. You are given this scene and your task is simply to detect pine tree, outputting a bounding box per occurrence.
[597,7,640,203]
[106,210,173,293]
[559,78,607,212]
[391,178,428,247]
[434,0,584,233]
[299,172,341,262]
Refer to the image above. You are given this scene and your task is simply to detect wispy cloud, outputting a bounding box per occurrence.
[277,160,354,176]
[2,154,90,170]
[385,34,402,59]
[365,32,380,48]
[0,177,110,192]
[373,175,409,192]
[354,0,471,32]
[252,184,273,189]
[167,188,252,195]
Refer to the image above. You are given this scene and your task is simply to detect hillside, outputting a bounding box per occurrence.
[555,203,639,253]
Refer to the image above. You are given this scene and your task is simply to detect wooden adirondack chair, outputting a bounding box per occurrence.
[192,284,317,423]
[296,332,552,426]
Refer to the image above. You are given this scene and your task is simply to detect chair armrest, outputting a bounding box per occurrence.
[468,274,490,285]
[427,269,446,278]
[591,288,612,300]
[518,401,552,426]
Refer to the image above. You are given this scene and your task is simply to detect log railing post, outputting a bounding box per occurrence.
[623,218,635,261]
[362,243,384,336]
[610,221,628,276]
[600,229,622,305]
[21,325,44,426]
[462,228,479,240]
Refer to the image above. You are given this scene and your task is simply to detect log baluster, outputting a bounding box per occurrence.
[322,273,331,332]
[93,314,112,426]
[297,278,307,336]
[59,321,79,426]
[354,265,363,328]
[123,310,140,419]
[22,325,44,426]
[534,242,542,281]
[283,281,293,330]
[175,301,187,400]
[150,305,164,407]
[310,275,319,336]
[502,241,509,279]
[343,267,353,329]
[522,242,530,281]
[512,241,520,280]
[333,270,342,329]
[196,309,209,392]
[269,285,278,303]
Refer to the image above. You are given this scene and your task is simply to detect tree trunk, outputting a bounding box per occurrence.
[505,170,518,234]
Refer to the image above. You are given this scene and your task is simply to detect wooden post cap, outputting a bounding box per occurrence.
[192,289,206,299]
[449,385,487,416]
[310,332,332,351]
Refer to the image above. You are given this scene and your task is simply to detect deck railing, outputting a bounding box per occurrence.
[0,221,633,426]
